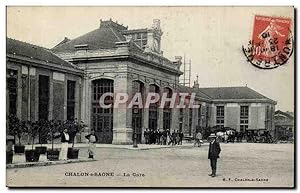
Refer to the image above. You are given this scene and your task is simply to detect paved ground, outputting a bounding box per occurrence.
[6,143,294,188]
[22,143,195,150]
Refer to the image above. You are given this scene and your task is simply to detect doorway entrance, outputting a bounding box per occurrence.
[91,79,114,143]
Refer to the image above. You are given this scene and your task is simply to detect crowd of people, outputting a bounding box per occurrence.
[143,129,184,146]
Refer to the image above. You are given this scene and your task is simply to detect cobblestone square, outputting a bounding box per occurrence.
[6,143,294,187]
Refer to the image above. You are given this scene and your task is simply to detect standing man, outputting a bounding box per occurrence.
[175,130,180,145]
[144,128,150,144]
[179,130,184,145]
[194,131,203,147]
[171,131,177,145]
[156,129,161,145]
[85,130,98,159]
[150,129,154,144]
[208,133,221,177]
[166,129,170,145]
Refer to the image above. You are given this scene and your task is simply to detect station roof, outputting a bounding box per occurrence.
[7,37,79,70]
[51,20,127,52]
[198,86,276,103]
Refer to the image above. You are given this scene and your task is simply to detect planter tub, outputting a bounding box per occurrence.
[14,145,25,154]
[47,149,60,161]
[35,146,47,154]
[6,151,13,164]
[25,150,40,162]
[67,148,79,159]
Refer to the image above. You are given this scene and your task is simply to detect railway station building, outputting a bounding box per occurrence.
[6,19,277,144]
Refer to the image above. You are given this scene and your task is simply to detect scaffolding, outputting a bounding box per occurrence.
[179,54,192,87]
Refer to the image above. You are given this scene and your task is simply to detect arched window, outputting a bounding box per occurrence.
[132,80,144,143]
[148,84,159,130]
[163,87,172,130]
[91,79,114,144]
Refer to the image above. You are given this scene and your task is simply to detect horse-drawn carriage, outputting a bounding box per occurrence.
[246,129,273,143]
[201,126,236,143]
[215,127,236,143]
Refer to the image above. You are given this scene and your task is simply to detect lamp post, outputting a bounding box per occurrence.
[133,106,138,148]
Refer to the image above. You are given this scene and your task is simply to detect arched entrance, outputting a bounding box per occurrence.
[149,84,159,130]
[91,79,114,143]
[132,80,144,143]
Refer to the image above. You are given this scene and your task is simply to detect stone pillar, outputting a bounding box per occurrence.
[142,83,150,143]
[112,74,133,145]
[171,107,179,132]
[225,103,239,130]
[52,72,65,121]
[158,87,163,130]
[75,79,81,120]
[87,78,92,127]
[174,89,182,133]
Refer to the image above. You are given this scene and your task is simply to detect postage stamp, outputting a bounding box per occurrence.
[243,15,293,69]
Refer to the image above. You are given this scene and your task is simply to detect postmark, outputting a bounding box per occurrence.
[242,15,293,69]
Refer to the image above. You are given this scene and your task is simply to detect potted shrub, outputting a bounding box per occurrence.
[6,135,15,164]
[35,120,48,155]
[7,115,25,154]
[24,121,40,162]
[67,119,86,159]
[46,120,62,161]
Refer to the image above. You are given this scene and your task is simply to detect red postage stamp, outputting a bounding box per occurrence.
[243,15,293,69]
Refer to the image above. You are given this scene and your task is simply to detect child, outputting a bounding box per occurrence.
[85,130,98,159]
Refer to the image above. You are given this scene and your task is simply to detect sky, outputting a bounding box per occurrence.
[6,6,294,111]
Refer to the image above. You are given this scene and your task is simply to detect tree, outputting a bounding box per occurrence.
[47,120,63,150]
[7,114,26,145]
[65,119,86,149]
[24,121,39,150]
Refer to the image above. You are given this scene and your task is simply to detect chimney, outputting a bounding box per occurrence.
[193,75,199,89]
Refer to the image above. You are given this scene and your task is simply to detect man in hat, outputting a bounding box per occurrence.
[208,133,221,177]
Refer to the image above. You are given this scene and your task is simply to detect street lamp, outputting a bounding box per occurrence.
[133,106,138,148]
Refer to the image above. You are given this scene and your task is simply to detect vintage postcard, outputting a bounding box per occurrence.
[6,6,295,188]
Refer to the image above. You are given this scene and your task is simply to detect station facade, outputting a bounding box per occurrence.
[7,19,276,144]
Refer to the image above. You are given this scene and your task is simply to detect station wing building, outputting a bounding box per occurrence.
[6,19,277,144]
[6,38,83,124]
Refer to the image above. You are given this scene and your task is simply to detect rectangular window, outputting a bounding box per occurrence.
[265,106,270,130]
[38,75,49,120]
[179,108,183,132]
[240,106,249,132]
[163,110,171,130]
[67,80,76,120]
[198,104,202,127]
[216,106,225,127]
[149,107,158,130]
[7,69,18,116]
[270,106,274,129]
[205,106,209,127]
[133,32,148,50]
